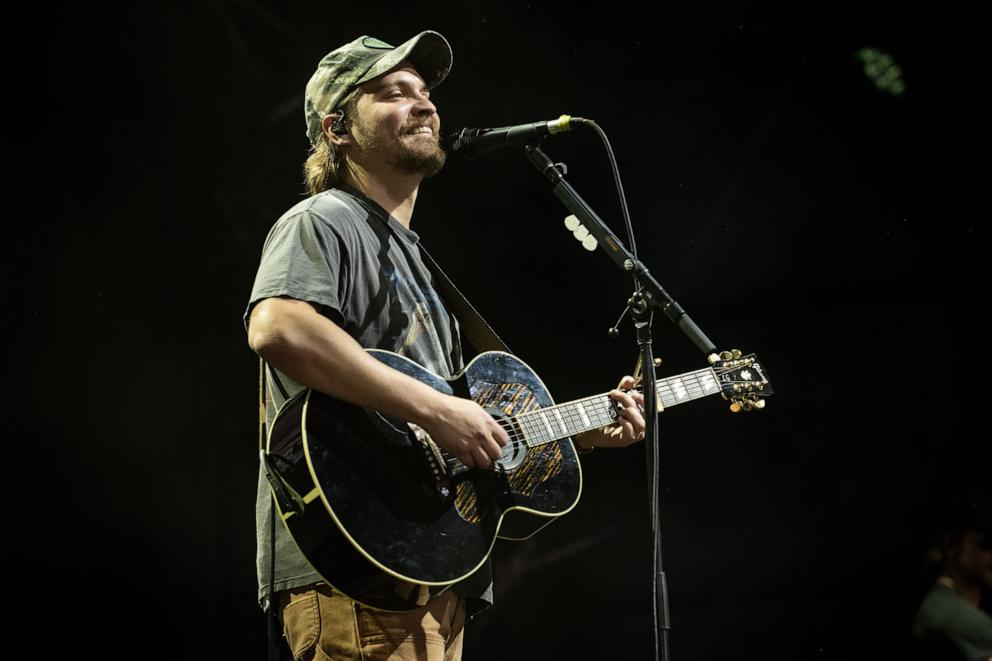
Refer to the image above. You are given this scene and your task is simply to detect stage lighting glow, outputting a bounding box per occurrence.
[856,47,906,97]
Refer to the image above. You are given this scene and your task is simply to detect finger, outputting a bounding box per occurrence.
[623,415,646,442]
[618,375,636,389]
[473,445,492,469]
[610,389,639,410]
[491,420,510,446]
[632,411,646,438]
[618,405,645,430]
[484,436,504,462]
[619,399,644,420]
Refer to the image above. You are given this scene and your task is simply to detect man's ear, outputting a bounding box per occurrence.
[322,112,350,145]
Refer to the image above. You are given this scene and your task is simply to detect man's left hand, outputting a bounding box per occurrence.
[573,375,646,450]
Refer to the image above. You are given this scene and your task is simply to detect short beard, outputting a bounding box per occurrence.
[354,118,447,178]
[390,133,446,178]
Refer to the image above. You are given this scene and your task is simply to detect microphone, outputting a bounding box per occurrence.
[445,115,583,156]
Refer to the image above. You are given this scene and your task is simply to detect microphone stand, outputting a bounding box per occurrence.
[523,142,719,661]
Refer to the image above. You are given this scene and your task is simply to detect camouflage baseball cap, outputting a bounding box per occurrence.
[304,30,453,146]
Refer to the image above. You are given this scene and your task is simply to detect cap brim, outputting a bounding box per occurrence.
[356,30,452,90]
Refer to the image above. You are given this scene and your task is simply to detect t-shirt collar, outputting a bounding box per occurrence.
[337,184,421,244]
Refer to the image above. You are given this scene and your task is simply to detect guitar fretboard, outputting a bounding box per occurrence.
[513,367,723,447]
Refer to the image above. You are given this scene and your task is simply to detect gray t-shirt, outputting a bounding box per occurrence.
[243,187,492,612]
[912,583,992,660]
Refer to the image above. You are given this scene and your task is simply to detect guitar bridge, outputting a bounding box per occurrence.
[409,424,454,500]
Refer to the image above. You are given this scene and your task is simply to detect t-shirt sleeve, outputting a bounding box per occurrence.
[243,210,351,332]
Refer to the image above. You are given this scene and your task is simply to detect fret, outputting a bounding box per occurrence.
[551,405,567,436]
[685,372,704,400]
[576,401,593,429]
[697,370,719,395]
[687,370,716,400]
[689,372,706,399]
[596,395,615,426]
[655,368,717,408]
[678,375,700,402]
[659,380,682,405]
[515,413,528,445]
[575,401,592,428]
[528,412,546,444]
[520,412,541,445]
[585,397,605,429]
[538,411,555,438]
[559,403,581,436]
[657,380,680,408]
[691,372,713,399]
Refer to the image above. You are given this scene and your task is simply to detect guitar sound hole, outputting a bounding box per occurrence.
[486,408,527,471]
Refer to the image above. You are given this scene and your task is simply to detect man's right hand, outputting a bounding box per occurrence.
[249,298,509,469]
[421,394,509,469]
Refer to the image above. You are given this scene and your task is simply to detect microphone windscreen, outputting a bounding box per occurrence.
[443,128,483,157]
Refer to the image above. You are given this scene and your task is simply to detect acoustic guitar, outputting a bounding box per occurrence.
[262,349,772,610]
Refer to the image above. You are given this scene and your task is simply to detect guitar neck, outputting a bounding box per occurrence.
[512,366,723,447]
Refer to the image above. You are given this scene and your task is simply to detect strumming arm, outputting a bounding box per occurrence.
[248,297,507,467]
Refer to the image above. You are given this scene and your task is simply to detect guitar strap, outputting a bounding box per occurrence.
[417,243,512,355]
[337,183,509,355]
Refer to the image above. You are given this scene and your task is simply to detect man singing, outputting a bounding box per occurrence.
[245,30,646,660]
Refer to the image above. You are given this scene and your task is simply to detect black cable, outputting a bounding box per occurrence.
[580,119,637,260]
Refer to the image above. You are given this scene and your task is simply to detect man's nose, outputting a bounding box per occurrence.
[413,94,436,116]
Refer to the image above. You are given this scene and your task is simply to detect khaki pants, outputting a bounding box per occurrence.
[278,583,465,661]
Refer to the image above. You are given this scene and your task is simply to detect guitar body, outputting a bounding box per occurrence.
[265,350,583,611]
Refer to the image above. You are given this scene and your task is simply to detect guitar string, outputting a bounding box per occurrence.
[465,365,750,447]
[485,366,745,433]
[436,365,758,468]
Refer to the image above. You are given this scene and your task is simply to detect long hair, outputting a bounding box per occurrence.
[303,93,360,196]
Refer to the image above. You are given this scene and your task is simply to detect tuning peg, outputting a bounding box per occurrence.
[731,349,742,359]
[752,399,766,409]
[729,401,743,413]
[719,350,734,361]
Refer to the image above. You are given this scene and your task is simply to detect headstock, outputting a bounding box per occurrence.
[708,349,773,413]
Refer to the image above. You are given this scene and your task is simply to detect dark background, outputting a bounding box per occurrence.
[14,2,989,659]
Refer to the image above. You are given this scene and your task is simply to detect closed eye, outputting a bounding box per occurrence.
[381,86,430,101]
